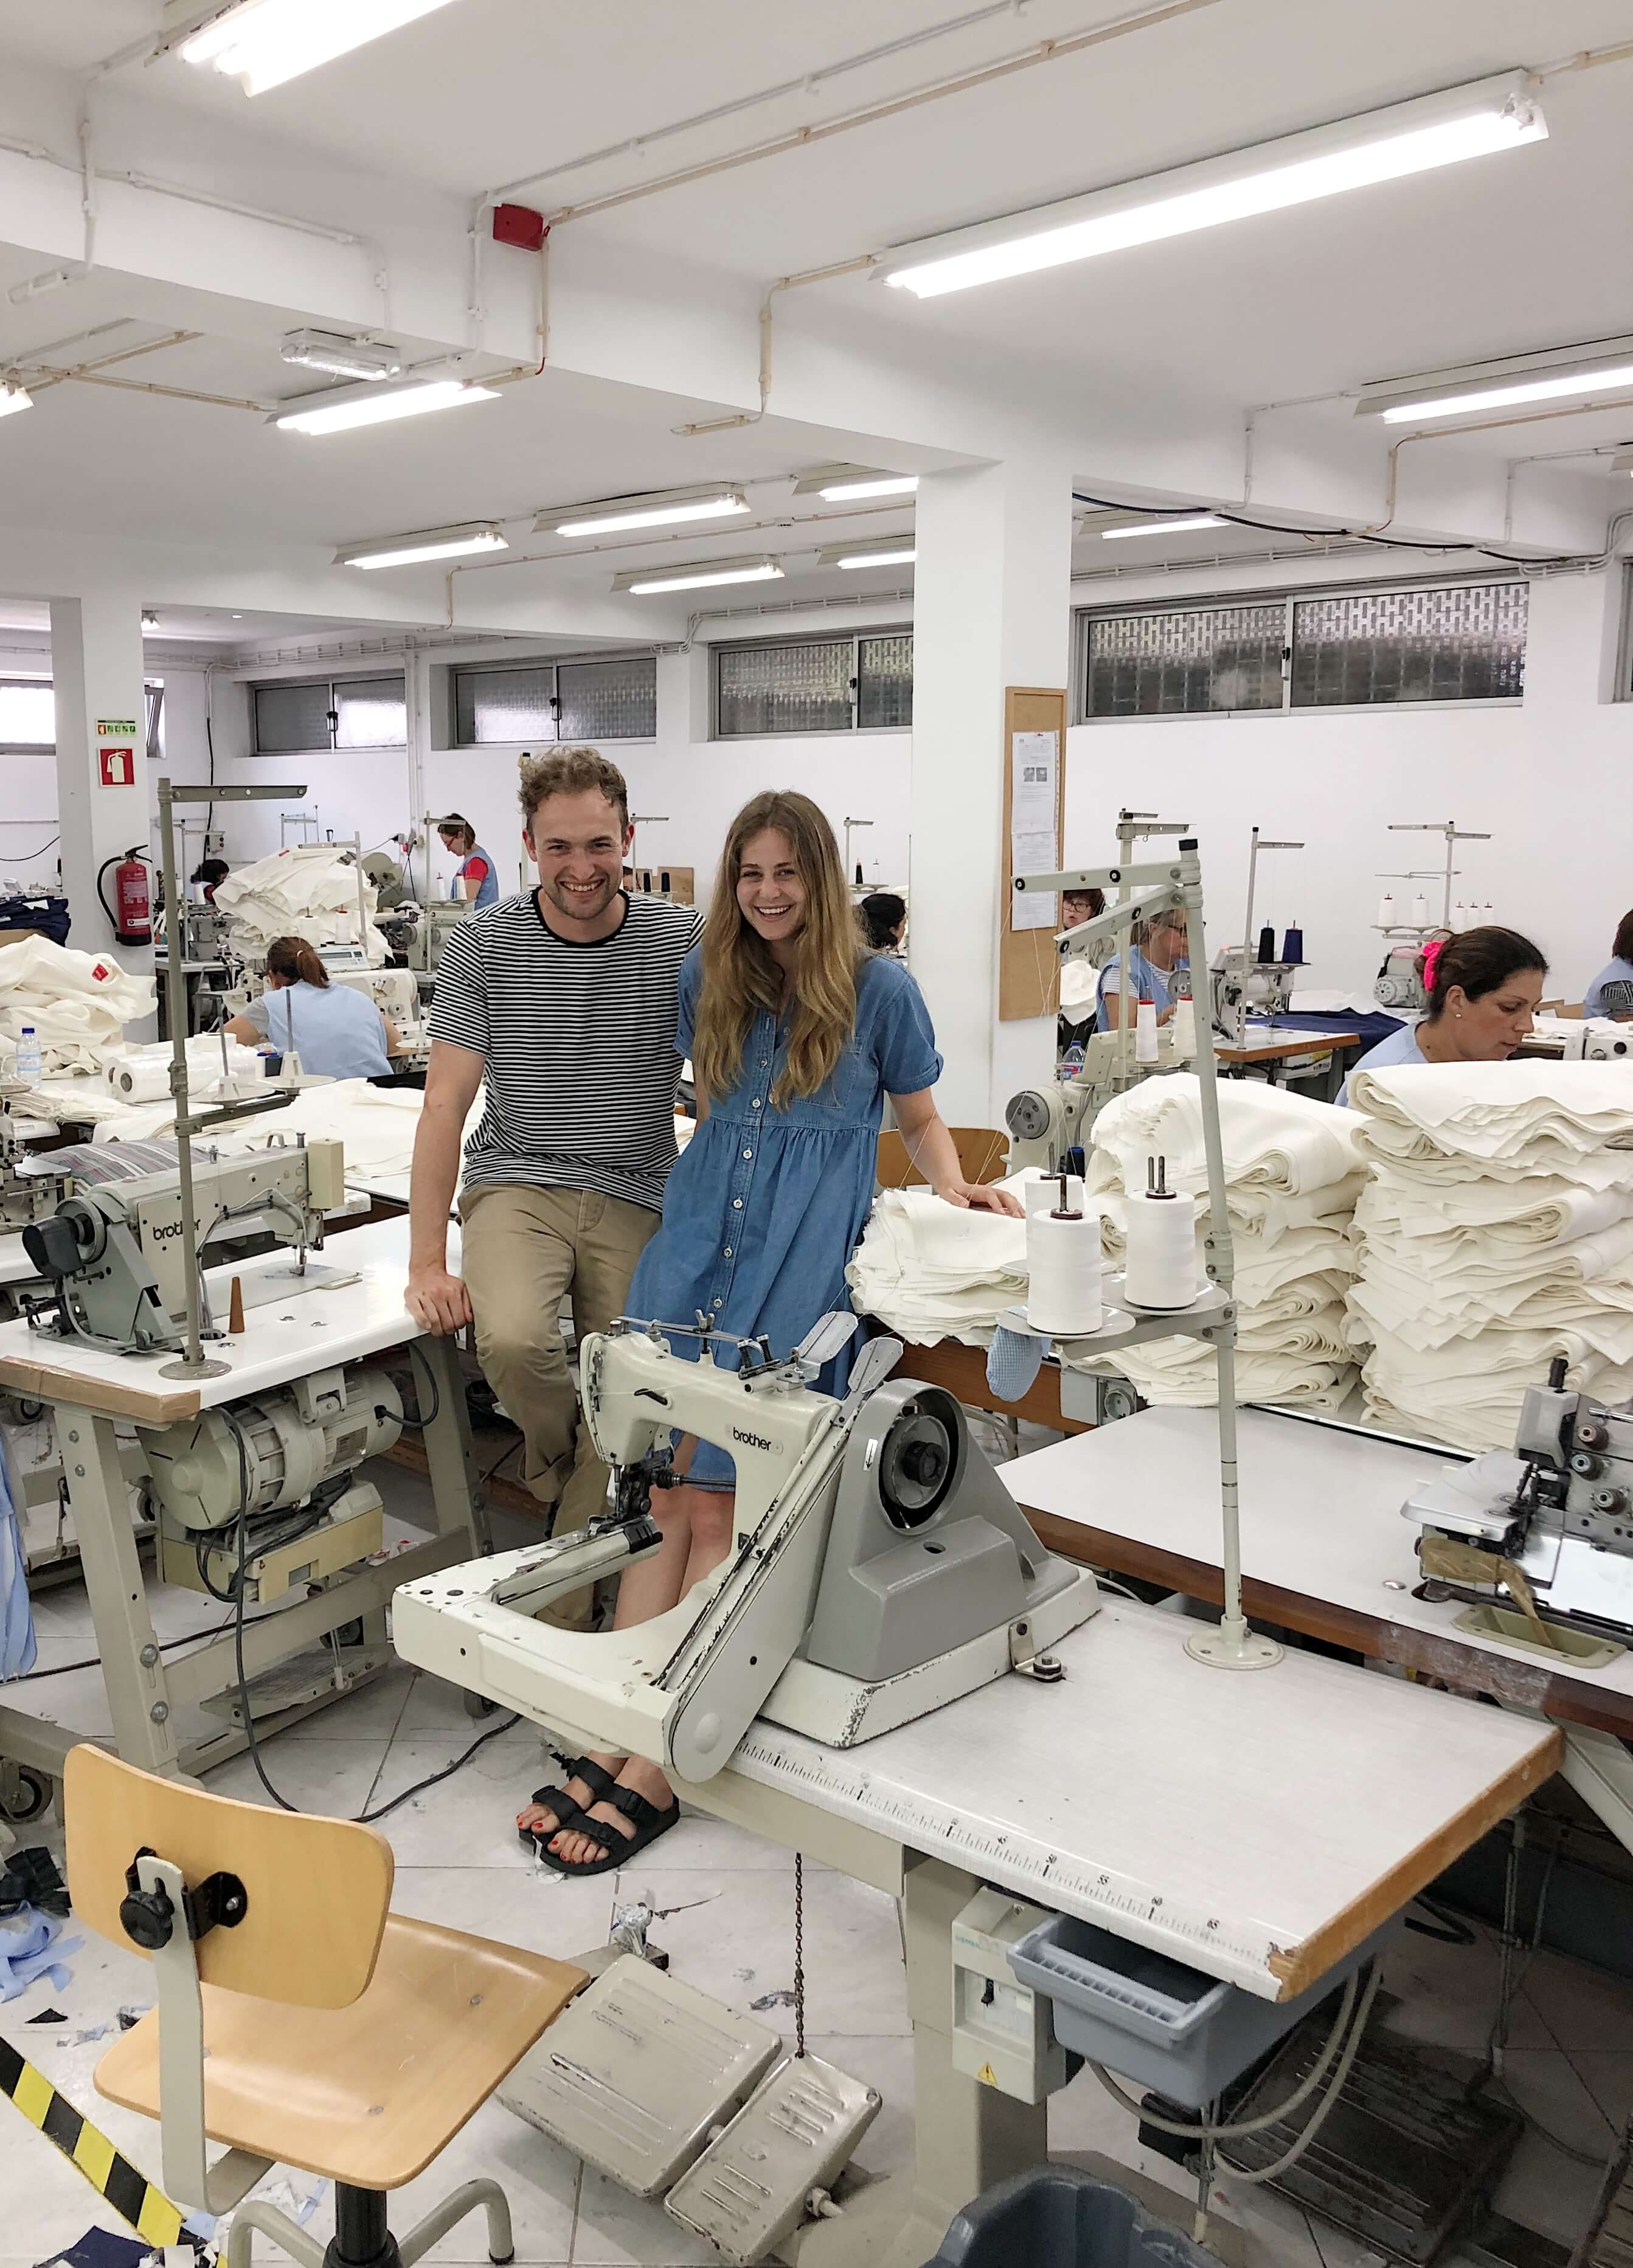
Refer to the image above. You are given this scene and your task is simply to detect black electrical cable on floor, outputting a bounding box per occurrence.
[218,1407,518,1823]
[397,1342,440,1430]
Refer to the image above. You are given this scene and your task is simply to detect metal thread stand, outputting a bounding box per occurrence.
[1016,833,1282,1672]
[155,776,309,1382]
[1235,825,1304,1043]
[1378,818,1492,937]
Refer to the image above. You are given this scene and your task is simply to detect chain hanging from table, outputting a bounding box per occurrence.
[793,1849,806,2060]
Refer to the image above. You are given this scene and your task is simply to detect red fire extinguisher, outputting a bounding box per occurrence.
[97,846,153,947]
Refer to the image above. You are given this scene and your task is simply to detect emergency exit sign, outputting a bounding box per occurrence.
[97,718,138,737]
[99,747,134,787]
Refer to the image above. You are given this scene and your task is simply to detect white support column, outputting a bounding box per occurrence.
[50,593,153,979]
[908,456,1074,1127]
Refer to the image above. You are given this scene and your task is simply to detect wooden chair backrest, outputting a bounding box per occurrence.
[65,1745,392,2009]
[877,1126,1008,1191]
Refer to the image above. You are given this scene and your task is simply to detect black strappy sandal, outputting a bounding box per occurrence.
[517,1753,623,1852]
[535,1781,681,1879]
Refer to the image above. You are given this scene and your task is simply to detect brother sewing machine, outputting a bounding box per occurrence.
[19,1136,347,1356]
[394,1316,1099,1779]
[1402,1360,1633,1651]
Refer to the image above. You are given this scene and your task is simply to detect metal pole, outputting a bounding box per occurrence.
[1176,837,1281,1672]
[1239,826,1261,1048]
[157,780,224,1379]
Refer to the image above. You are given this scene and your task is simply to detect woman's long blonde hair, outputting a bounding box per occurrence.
[692,791,862,1107]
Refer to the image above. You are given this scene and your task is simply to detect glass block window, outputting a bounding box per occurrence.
[1084,605,1285,717]
[1291,584,1527,706]
[452,656,655,743]
[858,633,914,728]
[252,675,405,753]
[717,639,853,736]
[558,656,657,740]
[334,674,406,746]
[0,680,55,748]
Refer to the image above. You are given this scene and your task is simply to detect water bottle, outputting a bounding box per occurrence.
[14,1024,40,1083]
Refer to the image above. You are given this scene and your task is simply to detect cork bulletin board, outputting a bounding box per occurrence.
[999,684,1069,1023]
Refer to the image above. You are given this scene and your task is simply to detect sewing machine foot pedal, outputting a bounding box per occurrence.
[496,1955,781,2197]
[665,2052,881,2265]
[201,1640,390,1727]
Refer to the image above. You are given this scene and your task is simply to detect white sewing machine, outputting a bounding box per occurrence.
[0,1081,71,1236]
[394,1317,1099,1779]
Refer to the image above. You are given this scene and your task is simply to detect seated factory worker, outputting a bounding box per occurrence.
[226,934,396,1077]
[859,891,907,951]
[1585,909,1633,1020]
[1339,927,1548,1105]
[1096,906,1188,1030]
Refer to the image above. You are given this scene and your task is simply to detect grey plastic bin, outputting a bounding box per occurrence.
[1008,1911,1397,2106]
[920,2165,1213,2268]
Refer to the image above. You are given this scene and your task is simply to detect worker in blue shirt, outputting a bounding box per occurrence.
[1339,927,1547,1104]
[1096,907,1189,1031]
[1585,909,1633,1019]
[437,815,499,910]
[226,935,395,1079]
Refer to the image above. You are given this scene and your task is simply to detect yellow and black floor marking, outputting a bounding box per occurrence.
[0,2031,190,2249]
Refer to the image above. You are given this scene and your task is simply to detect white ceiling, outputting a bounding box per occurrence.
[3,0,1633,632]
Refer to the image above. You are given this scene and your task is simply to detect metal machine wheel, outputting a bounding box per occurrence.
[0,1762,54,1824]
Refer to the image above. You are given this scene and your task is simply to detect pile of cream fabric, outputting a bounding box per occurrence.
[1347,1062,1633,1450]
[0,935,153,1075]
[212,846,389,965]
[846,1184,1028,1344]
[1080,1075,1366,1409]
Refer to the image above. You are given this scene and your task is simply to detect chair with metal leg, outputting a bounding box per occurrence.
[63,1745,587,2268]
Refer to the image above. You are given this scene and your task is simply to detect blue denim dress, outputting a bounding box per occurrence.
[625,946,944,1489]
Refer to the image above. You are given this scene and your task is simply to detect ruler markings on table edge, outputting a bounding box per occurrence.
[732,1731,1283,1989]
[0,2031,193,2250]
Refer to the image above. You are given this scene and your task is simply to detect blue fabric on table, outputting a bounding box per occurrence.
[1338,1020,1429,1106]
[986,1324,1044,1403]
[627,948,943,1491]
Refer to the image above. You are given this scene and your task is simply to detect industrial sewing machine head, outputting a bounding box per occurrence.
[394,1314,1099,1781]
[0,1081,72,1234]
[1402,1359,1633,1648]
[18,1136,345,1355]
[1211,946,1297,1035]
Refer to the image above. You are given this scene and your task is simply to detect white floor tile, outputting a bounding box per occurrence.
[367,1730,555,1868]
[201,1737,389,1816]
[1522,1948,1633,2053]
[1492,2048,1618,2245]
[1565,2047,1633,2129]
[1378,1920,1552,2056]
[390,1865,620,1964]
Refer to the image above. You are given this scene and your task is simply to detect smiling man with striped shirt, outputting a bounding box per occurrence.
[406,747,702,1626]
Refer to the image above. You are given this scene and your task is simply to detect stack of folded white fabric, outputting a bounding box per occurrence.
[1080,1075,1366,1408]
[213,846,389,965]
[846,1183,1027,1344]
[1347,1062,1633,1450]
[0,935,154,1074]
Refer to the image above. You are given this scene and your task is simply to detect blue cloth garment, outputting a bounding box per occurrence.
[627,949,944,1490]
[1339,1020,1429,1105]
[986,1323,1045,1402]
[0,1909,82,2002]
[1585,957,1633,1018]
[1095,947,1187,1032]
[247,978,392,1080]
[0,1432,35,1680]
[459,847,499,910]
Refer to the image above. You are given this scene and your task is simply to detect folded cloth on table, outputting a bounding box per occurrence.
[847,1182,1028,1344]
[0,935,153,1076]
[1356,1169,1633,1253]
[1089,1073,1366,1197]
[1348,1062,1633,1165]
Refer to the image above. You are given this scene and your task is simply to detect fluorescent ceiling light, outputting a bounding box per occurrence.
[817,540,917,569]
[614,557,785,596]
[272,378,499,435]
[336,523,508,569]
[281,329,403,382]
[792,465,920,501]
[546,487,750,538]
[1357,335,1633,424]
[0,383,32,420]
[880,72,1545,299]
[1100,513,1229,539]
[180,0,462,96]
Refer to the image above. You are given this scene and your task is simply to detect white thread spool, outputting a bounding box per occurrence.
[1134,996,1159,1064]
[1026,1186,1102,1337]
[1169,995,1196,1060]
[1123,1155,1200,1310]
[1378,892,1397,928]
[1410,892,1431,928]
[1022,1171,1084,1214]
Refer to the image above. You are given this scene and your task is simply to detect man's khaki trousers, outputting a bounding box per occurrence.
[459,1181,657,1630]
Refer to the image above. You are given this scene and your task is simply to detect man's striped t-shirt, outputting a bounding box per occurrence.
[428,889,704,1213]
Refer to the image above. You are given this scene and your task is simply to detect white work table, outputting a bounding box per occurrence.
[1002,1404,1633,1734]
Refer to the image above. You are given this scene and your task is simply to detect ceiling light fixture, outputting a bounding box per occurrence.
[280,329,404,382]
[336,523,508,569]
[1099,513,1229,539]
[141,611,160,630]
[817,540,918,569]
[546,487,751,538]
[880,72,1545,299]
[794,465,920,501]
[614,557,785,596]
[0,382,33,420]
[179,0,462,96]
[271,378,499,435]
[1357,335,1633,424]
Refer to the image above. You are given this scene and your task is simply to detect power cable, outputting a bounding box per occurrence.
[1073,492,1610,574]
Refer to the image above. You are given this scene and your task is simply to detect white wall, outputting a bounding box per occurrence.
[1063,567,1633,1009]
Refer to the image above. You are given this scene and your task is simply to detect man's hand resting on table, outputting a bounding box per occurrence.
[406,1264,473,1335]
